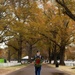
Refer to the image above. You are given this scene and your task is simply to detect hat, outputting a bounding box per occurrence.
[37,50,40,53]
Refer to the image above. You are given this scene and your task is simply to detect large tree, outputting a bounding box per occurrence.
[4,0,45,62]
[38,1,75,65]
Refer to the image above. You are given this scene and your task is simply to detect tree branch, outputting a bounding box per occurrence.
[5,43,19,51]
[39,32,60,47]
[56,0,75,21]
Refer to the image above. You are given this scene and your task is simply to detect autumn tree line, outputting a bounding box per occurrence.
[0,0,75,65]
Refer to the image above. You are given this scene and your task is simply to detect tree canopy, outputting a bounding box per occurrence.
[0,0,75,64]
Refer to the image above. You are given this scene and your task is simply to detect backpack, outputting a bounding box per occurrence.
[34,55,42,67]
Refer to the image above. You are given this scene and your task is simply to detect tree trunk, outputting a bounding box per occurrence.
[18,38,22,63]
[8,49,11,62]
[18,49,22,63]
[54,44,57,64]
[60,46,65,65]
[28,44,32,63]
[48,47,51,63]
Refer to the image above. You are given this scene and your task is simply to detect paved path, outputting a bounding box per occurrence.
[7,64,70,75]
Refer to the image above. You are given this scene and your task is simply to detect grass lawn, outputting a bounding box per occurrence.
[49,64,75,75]
[0,64,28,75]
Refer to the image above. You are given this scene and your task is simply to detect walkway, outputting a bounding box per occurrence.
[7,64,70,75]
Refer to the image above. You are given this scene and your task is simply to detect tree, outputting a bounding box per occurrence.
[56,0,75,21]
[37,1,75,65]
[3,0,45,62]
[0,0,9,43]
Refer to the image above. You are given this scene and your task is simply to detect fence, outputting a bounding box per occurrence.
[65,61,75,66]
[0,61,21,67]
[51,60,75,66]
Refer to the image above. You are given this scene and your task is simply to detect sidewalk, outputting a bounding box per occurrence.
[6,64,72,75]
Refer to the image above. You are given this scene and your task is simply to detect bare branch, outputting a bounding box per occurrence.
[39,32,60,47]
[56,0,75,21]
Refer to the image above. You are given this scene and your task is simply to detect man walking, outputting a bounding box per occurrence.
[34,51,43,75]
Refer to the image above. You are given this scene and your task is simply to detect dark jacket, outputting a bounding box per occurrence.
[34,55,43,67]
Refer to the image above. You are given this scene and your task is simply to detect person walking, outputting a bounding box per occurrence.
[34,51,43,75]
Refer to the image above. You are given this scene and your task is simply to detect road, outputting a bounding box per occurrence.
[7,64,70,75]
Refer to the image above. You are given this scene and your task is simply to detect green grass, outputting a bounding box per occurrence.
[0,59,4,63]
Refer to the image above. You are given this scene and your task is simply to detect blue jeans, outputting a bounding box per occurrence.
[35,66,41,75]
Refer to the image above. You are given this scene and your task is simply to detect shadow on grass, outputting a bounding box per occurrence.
[52,73,70,75]
[71,67,75,69]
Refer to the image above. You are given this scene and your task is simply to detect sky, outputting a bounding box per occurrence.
[0,42,7,49]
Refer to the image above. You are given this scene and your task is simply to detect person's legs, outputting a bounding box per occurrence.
[35,66,38,75]
[37,66,41,75]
